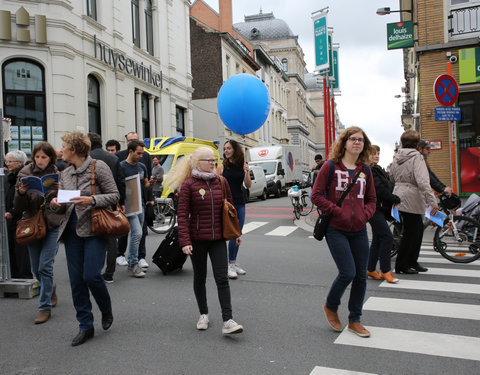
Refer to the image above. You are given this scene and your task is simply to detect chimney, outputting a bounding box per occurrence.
[219,0,233,33]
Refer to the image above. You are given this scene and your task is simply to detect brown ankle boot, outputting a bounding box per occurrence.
[51,289,57,308]
[34,310,51,324]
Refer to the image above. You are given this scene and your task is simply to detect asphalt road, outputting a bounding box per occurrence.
[1,194,479,375]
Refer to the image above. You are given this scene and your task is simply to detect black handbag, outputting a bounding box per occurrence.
[313,167,362,241]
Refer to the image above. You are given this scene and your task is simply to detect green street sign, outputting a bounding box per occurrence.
[333,47,339,90]
[387,21,414,50]
[313,13,329,71]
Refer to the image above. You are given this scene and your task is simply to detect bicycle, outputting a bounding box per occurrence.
[433,193,480,263]
[288,186,313,220]
[148,197,177,234]
[389,214,434,258]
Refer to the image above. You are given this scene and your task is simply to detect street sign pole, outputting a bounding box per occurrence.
[0,114,11,281]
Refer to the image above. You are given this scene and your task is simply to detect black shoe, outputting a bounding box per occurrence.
[71,328,94,347]
[103,273,114,283]
[395,267,419,274]
[102,310,114,330]
[413,263,428,272]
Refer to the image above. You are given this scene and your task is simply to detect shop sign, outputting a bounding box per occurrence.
[386,21,414,50]
[434,107,461,121]
[459,48,480,84]
[93,35,162,88]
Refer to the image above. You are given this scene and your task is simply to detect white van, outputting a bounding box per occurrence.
[243,165,268,202]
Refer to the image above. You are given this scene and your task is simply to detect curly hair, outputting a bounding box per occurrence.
[165,147,215,192]
[329,126,372,165]
[222,140,244,170]
[61,132,91,158]
[31,141,57,166]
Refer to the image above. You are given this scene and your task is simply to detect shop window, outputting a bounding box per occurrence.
[2,59,46,154]
[131,0,140,47]
[176,106,185,136]
[141,93,150,138]
[87,75,101,135]
[145,0,154,55]
[87,0,97,20]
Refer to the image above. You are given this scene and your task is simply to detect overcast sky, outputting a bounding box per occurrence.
[202,0,406,167]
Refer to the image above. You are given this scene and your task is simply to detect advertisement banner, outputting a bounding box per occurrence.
[387,21,414,50]
[328,31,334,78]
[332,46,340,90]
[313,12,329,71]
[459,47,480,84]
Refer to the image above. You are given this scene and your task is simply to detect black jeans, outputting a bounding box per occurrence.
[395,212,423,271]
[104,238,117,277]
[190,240,232,322]
[368,210,394,273]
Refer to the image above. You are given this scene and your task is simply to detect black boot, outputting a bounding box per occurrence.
[71,328,94,347]
[102,310,114,331]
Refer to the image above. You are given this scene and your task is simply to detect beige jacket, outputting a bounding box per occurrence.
[55,156,119,239]
[390,148,437,214]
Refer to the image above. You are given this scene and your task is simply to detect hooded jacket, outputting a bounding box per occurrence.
[311,160,376,232]
[390,148,437,214]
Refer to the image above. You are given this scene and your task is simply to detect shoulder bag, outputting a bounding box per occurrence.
[313,162,363,241]
[90,159,131,238]
[219,176,242,240]
[16,208,47,245]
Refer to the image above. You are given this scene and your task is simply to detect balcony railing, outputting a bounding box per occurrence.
[449,5,480,37]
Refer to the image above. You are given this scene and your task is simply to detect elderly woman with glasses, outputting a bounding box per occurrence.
[4,150,32,279]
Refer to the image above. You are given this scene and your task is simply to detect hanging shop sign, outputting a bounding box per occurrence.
[386,21,414,50]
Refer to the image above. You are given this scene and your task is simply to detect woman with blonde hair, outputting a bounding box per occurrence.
[166,146,243,335]
[311,126,376,337]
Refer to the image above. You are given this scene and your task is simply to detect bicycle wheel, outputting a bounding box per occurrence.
[148,203,176,234]
[389,220,402,258]
[299,194,313,216]
[294,202,301,220]
[434,215,480,263]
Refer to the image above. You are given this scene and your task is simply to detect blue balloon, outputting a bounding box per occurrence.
[217,74,271,135]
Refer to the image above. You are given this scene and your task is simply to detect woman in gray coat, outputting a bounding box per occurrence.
[390,130,439,274]
[51,132,119,347]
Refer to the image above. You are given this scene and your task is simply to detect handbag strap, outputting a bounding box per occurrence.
[91,159,97,195]
[336,169,362,207]
[219,176,227,200]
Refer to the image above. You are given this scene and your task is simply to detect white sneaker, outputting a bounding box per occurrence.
[138,258,149,269]
[222,319,243,335]
[228,264,238,279]
[234,264,246,275]
[116,256,128,266]
[128,264,146,278]
[196,314,209,330]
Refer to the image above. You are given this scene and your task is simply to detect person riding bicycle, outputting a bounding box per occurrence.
[417,139,453,196]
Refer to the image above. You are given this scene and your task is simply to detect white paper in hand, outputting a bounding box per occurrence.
[58,189,81,203]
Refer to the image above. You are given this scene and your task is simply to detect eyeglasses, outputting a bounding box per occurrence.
[348,137,364,143]
[5,160,20,164]
[199,159,216,163]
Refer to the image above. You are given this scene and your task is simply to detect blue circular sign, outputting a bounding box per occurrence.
[434,74,459,107]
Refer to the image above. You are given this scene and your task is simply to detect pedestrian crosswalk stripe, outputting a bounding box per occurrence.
[242,221,268,234]
[363,297,480,320]
[380,279,480,295]
[423,267,480,278]
[265,226,298,236]
[417,256,480,266]
[335,326,480,361]
[309,366,377,375]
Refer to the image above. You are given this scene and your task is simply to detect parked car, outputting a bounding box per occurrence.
[243,165,268,202]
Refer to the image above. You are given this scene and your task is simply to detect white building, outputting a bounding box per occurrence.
[0,0,193,153]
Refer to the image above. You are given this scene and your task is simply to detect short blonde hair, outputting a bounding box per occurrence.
[61,132,91,158]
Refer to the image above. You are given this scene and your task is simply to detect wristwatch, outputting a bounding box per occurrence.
[91,195,97,207]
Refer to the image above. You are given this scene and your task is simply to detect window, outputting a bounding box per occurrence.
[145,0,154,55]
[141,93,150,138]
[87,75,101,135]
[131,0,140,47]
[86,0,97,20]
[176,106,185,136]
[3,59,46,154]
[282,58,288,72]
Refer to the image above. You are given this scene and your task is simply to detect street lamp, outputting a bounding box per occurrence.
[376,7,412,16]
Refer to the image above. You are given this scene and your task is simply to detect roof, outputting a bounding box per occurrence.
[233,11,296,41]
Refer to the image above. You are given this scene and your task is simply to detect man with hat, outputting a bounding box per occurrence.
[417,139,453,196]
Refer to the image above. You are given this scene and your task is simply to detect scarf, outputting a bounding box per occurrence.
[192,168,217,181]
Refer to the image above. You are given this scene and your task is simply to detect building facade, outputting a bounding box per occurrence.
[1,0,193,153]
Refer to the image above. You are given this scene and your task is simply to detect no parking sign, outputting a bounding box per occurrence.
[433,74,459,107]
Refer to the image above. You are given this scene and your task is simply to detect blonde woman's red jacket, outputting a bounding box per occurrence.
[177,176,234,248]
[311,160,377,232]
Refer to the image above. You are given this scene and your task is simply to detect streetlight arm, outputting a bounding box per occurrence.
[376,7,412,16]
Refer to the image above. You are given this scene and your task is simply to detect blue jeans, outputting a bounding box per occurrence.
[368,210,393,273]
[228,204,246,263]
[325,226,369,323]
[127,210,144,266]
[64,230,111,330]
[28,228,59,311]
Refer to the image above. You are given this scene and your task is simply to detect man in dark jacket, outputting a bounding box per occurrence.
[417,139,453,196]
[88,133,126,283]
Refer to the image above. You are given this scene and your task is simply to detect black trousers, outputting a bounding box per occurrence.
[395,212,423,270]
[104,238,117,277]
[7,220,32,279]
[190,240,232,322]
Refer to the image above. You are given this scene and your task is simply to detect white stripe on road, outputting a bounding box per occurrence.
[265,226,298,236]
[363,297,480,320]
[310,366,377,375]
[241,221,268,234]
[335,326,480,361]
[424,267,480,278]
[417,257,480,266]
[380,279,480,295]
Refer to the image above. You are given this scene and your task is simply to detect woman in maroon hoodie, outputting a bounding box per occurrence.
[311,126,376,338]
[166,147,243,335]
